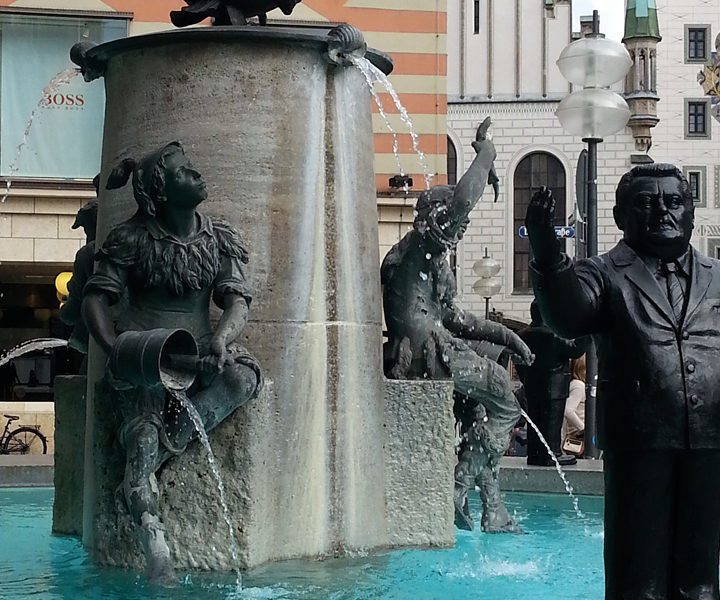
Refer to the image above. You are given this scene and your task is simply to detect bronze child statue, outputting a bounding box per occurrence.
[82,142,262,582]
[382,124,533,533]
[60,178,98,357]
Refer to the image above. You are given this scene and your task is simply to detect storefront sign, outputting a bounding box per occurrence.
[0,14,125,179]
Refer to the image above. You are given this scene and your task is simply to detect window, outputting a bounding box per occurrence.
[683,166,706,207]
[446,136,457,186]
[0,13,126,180]
[689,172,700,201]
[513,153,566,293]
[473,0,480,35]
[685,25,710,63]
[685,99,711,139]
[638,50,646,91]
[446,136,458,275]
[707,238,720,260]
[689,103,706,134]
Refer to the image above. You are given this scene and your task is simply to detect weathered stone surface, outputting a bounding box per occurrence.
[78,27,456,573]
[92,382,276,571]
[85,28,388,564]
[0,455,53,488]
[89,377,457,571]
[52,375,86,537]
[383,378,455,548]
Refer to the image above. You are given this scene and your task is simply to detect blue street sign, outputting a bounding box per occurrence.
[518,226,575,239]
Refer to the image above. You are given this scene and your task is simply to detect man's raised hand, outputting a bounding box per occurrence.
[525,186,561,268]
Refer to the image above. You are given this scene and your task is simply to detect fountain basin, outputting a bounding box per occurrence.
[3,487,606,599]
[78,25,393,79]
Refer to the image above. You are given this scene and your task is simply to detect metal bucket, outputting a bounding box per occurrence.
[109,328,198,390]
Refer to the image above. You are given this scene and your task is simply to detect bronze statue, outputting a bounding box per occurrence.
[170,0,302,27]
[526,164,720,599]
[60,178,99,356]
[382,123,533,533]
[516,301,587,466]
[82,142,262,582]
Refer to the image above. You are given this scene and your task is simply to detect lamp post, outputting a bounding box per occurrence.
[555,10,632,459]
[472,248,502,319]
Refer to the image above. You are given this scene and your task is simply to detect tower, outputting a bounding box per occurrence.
[623,0,662,153]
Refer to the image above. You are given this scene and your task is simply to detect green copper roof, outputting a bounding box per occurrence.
[624,0,661,41]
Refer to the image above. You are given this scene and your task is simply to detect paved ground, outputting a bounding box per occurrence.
[499,456,604,496]
[0,454,604,496]
[0,454,53,487]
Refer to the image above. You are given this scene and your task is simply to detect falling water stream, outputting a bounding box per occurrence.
[170,389,243,592]
[2,68,81,202]
[521,409,583,519]
[0,338,68,367]
[350,56,405,183]
[350,56,433,190]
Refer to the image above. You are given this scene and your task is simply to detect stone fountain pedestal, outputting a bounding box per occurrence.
[80,378,455,571]
[73,25,455,571]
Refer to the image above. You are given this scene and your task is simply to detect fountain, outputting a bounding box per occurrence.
[0,7,621,597]
[56,7,458,581]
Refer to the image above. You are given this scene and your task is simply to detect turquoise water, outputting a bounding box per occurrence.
[0,488,604,599]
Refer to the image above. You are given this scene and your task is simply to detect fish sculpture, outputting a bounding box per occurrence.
[170,0,302,27]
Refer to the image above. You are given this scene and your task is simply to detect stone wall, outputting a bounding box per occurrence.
[0,193,88,264]
[384,378,455,549]
[57,376,456,571]
[52,375,86,536]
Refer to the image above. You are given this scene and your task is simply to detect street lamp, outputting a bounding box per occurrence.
[472,248,502,319]
[555,10,632,459]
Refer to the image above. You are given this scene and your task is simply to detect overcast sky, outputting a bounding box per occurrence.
[573,0,626,41]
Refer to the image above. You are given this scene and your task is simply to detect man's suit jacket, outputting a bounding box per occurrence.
[530,240,720,452]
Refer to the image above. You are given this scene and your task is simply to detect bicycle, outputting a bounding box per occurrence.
[0,414,47,455]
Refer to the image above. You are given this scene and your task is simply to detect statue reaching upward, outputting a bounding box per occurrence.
[381,122,533,533]
[170,0,302,27]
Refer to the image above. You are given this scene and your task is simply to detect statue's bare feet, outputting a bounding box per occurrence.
[140,513,176,585]
[481,505,523,534]
[453,485,474,531]
[146,551,176,585]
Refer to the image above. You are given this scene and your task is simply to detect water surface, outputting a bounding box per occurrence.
[0,488,604,599]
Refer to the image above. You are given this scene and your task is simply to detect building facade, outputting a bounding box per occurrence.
[446,0,636,324]
[0,0,447,444]
[650,0,720,257]
[447,0,720,324]
[0,0,447,350]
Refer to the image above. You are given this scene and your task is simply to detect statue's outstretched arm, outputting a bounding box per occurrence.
[443,304,533,366]
[446,129,496,234]
[555,334,590,360]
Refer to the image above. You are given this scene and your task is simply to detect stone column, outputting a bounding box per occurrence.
[82,27,389,564]
[52,375,86,537]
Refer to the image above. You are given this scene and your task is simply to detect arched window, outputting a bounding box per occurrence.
[447,136,459,275]
[447,136,457,185]
[638,49,646,91]
[513,152,566,293]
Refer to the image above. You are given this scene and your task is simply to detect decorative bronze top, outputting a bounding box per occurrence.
[170,0,302,27]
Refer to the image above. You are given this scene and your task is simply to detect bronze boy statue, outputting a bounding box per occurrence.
[382,125,533,533]
[526,164,720,599]
[82,142,262,582]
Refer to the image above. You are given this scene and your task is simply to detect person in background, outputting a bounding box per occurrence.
[516,300,587,466]
[563,354,586,441]
[27,369,39,387]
